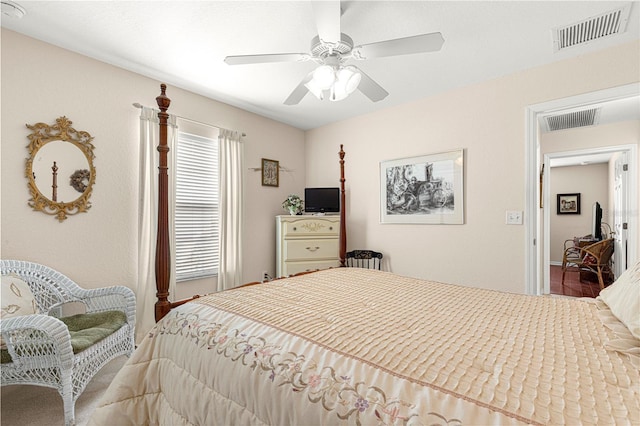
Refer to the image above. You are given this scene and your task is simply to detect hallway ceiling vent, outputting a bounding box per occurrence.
[553,4,631,52]
[544,108,601,132]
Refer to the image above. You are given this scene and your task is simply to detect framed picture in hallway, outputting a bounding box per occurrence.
[380,149,464,224]
[557,193,581,214]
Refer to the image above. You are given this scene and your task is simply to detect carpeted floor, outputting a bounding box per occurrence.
[1,355,127,426]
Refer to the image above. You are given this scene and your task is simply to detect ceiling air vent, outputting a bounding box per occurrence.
[544,108,601,132]
[553,4,631,52]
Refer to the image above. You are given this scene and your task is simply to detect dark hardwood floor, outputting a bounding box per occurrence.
[550,265,602,298]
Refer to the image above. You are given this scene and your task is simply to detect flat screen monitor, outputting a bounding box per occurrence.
[305,187,340,213]
[592,201,603,241]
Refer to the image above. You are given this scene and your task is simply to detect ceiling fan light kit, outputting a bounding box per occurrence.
[332,66,361,101]
[304,77,326,100]
[310,65,336,90]
[304,64,361,102]
[224,1,444,105]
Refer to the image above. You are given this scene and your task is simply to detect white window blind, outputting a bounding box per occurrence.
[175,131,219,282]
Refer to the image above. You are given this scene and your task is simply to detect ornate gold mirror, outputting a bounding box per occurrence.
[25,116,96,221]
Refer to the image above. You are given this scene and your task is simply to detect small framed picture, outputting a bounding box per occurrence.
[261,158,279,187]
[557,193,580,214]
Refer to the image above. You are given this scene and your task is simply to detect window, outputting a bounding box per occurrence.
[175,131,219,282]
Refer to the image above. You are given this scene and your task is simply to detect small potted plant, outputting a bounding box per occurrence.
[282,194,303,215]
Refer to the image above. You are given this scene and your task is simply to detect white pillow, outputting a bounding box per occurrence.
[1,273,38,349]
[598,261,640,339]
[1,273,38,319]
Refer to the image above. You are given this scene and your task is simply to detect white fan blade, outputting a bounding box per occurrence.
[312,1,341,44]
[354,67,388,102]
[353,32,444,59]
[284,72,314,105]
[224,53,309,65]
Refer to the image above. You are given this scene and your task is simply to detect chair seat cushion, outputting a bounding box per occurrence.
[60,310,128,353]
[1,310,127,363]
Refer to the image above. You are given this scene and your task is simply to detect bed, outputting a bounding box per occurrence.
[90,85,639,425]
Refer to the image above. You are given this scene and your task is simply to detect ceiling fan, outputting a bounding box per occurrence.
[224,1,444,105]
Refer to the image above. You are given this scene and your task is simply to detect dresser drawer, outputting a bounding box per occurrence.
[281,217,339,237]
[284,260,341,276]
[284,239,339,261]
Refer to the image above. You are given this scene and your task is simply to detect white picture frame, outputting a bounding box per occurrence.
[380,149,464,224]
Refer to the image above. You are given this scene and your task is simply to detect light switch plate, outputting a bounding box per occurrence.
[506,210,523,225]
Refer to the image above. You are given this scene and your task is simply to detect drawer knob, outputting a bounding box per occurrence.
[329,227,333,230]
[293,227,297,231]
[306,246,320,252]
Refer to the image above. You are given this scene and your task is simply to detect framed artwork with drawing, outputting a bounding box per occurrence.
[261,158,279,187]
[557,193,580,214]
[380,149,464,224]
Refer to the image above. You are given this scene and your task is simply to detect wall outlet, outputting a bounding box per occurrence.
[506,210,523,225]
[262,271,270,282]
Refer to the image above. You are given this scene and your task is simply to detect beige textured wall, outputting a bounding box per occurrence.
[1,29,305,299]
[2,30,638,300]
[305,40,640,293]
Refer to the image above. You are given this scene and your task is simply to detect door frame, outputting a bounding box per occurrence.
[525,82,639,295]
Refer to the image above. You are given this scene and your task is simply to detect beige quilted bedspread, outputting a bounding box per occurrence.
[90,268,639,425]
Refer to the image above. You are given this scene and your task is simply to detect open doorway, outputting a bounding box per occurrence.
[525,83,639,296]
[542,145,636,296]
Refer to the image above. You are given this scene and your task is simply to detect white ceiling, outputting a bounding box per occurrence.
[2,1,639,130]
[550,152,615,167]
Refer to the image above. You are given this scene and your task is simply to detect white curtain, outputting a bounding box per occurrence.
[136,107,177,343]
[218,129,244,291]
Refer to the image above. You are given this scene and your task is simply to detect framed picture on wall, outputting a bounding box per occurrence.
[557,193,581,214]
[380,149,464,224]
[261,158,279,187]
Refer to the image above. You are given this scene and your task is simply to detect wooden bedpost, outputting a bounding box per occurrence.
[155,84,172,322]
[339,145,346,267]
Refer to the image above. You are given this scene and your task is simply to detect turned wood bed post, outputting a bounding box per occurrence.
[150,86,346,318]
[155,84,172,322]
[339,145,347,267]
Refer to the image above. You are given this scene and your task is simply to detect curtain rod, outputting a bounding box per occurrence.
[132,103,246,137]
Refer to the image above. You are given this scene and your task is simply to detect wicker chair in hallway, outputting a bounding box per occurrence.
[561,238,615,290]
[345,250,383,270]
[0,260,136,426]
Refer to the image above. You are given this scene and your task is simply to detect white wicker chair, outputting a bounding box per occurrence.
[0,260,135,426]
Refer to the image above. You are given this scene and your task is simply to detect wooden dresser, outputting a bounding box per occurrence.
[276,215,341,278]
